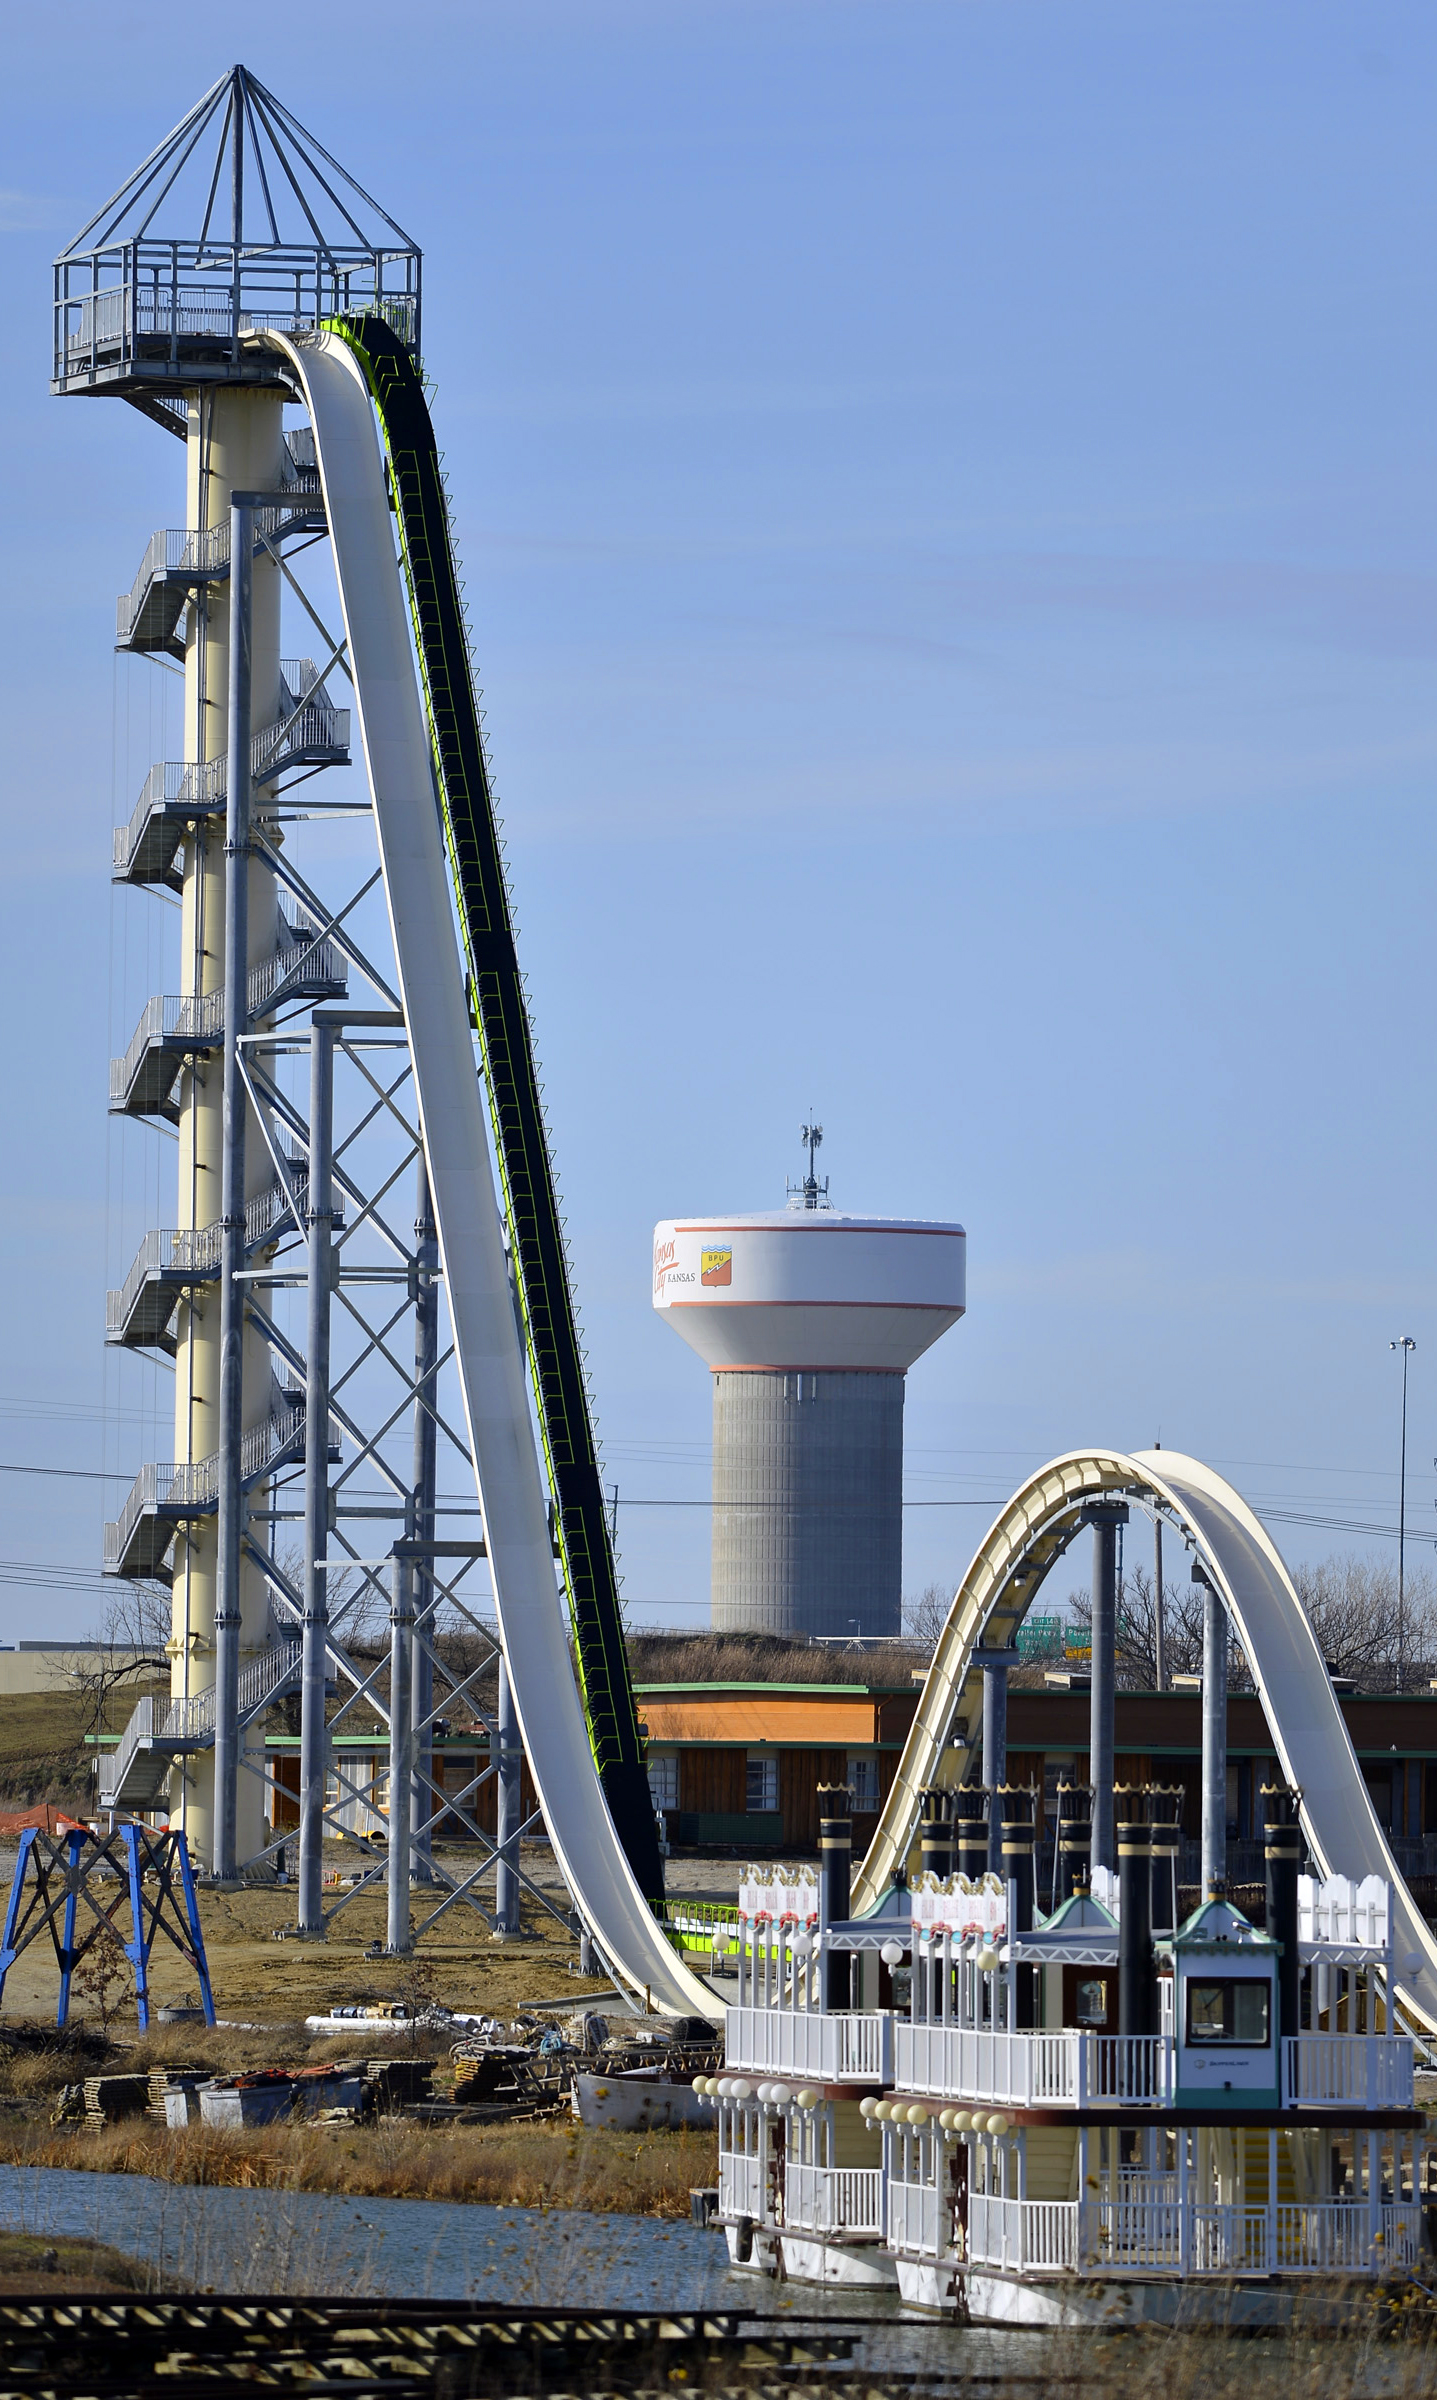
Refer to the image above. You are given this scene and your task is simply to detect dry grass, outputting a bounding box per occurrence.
[0,2231,154,2294]
[1037,2327,1437,2397]
[0,2113,716,2217]
[628,1630,920,1689]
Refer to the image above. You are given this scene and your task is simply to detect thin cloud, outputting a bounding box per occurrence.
[0,191,65,233]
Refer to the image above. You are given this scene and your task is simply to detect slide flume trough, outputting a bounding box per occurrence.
[854,1447,1437,2036]
[268,327,710,2015]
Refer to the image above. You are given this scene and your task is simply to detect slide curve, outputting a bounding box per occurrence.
[852,1447,1437,2036]
[267,328,711,2016]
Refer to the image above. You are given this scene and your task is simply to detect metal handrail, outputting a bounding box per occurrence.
[102,1392,332,1569]
[116,495,327,643]
[106,1171,333,1339]
[63,277,416,373]
[99,1639,304,1802]
[113,675,350,874]
[156,1639,304,1743]
[98,1696,155,1806]
[110,916,348,1105]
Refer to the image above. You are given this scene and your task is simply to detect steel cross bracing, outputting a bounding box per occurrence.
[104,476,556,1944]
[233,1002,564,1941]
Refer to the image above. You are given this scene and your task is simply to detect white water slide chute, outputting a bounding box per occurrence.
[270,329,711,2016]
[255,334,1434,2034]
[853,1447,1437,2036]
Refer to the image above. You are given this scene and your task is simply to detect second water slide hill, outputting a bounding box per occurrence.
[269,321,711,2015]
[853,1448,1437,2040]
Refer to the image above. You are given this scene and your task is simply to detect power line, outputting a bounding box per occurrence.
[0,1462,132,1484]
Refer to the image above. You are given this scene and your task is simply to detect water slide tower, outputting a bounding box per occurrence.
[653,1131,965,1638]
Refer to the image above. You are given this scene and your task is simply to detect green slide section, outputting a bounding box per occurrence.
[333,314,663,1902]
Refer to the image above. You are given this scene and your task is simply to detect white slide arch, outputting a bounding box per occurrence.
[267,329,712,2015]
[854,1447,1437,2035]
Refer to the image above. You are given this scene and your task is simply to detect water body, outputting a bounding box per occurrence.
[0,2166,1045,2380]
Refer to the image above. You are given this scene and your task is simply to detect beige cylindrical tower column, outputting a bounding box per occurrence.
[170,387,284,1864]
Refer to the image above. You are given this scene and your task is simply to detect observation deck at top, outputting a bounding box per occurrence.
[52,66,420,418]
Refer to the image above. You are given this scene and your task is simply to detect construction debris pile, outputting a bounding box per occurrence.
[43,2007,725,2139]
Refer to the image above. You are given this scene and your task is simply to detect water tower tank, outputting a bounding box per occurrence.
[652,1207,966,1637]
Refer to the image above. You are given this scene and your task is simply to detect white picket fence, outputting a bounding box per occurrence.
[725,2006,893,2083]
[783,2163,884,2237]
[718,2148,764,2222]
[895,2023,1172,2107]
[1298,1873,1390,1952]
[963,2194,1425,2277]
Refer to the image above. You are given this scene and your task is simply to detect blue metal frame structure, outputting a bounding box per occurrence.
[0,1826,215,2031]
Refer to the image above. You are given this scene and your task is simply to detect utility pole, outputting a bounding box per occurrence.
[1153,1439,1167,1693]
[1391,1338,1415,1690]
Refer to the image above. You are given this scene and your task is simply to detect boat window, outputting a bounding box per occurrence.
[1075,1978,1107,2025]
[1185,1977,1270,2046]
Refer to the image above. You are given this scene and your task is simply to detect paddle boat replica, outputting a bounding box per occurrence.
[695,1785,1432,2326]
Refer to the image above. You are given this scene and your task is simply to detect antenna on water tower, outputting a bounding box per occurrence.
[789,1117,830,1211]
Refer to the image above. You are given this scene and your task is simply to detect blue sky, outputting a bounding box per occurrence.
[3,1,1436,1634]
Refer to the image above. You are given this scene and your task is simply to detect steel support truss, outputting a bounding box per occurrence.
[113,504,567,1949]
[0,1826,215,2032]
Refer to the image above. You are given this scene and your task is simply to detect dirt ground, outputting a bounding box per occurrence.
[0,1841,739,2027]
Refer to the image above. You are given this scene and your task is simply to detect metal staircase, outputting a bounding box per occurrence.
[114,439,325,658]
[113,661,350,890]
[106,1170,343,1355]
[99,1638,304,1812]
[103,1386,341,1581]
[109,907,348,1120]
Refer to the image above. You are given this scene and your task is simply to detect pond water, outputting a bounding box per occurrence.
[0,2165,1049,2381]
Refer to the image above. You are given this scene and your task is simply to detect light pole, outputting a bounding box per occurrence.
[1391,1337,1416,1690]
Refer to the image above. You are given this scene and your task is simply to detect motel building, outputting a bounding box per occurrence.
[637,1675,1437,1888]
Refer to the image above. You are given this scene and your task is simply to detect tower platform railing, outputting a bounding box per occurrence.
[106,1170,341,1351]
[102,1391,340,1579]
[109,916,349,1116]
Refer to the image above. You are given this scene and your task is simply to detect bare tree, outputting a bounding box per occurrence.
[1292,1556,1437,1692]
[1058,1550,1437,1695]
[902,1583,955,1655]
[64,1586,170,1741]
[1062,1565,1217,1689]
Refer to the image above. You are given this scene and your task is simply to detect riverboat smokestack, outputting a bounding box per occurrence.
[999,1784,1038,2029]
[919,1788,954,1881]
[818,1785,852,2009]
[1054,1779,1093,1906]
[1263,1781,1303,2039]
[953,1785,989,1882]
[1117,1788,1155,2040]
[1148,1784,1184,1936]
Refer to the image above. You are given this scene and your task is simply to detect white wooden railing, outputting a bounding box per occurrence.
[887,2177,948,2257]
[894,2023,1172,2107]
[718,2149,764,2222]
[1081,2197,1183,2268]
[962,2194,1423,2277]
[1284,2035,1414,2108]
[783,2163,884,2236]
[725,2007,893,2084]
[968,2193,1075,2272]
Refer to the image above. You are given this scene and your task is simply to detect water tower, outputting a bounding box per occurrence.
[653,1129,966,1638]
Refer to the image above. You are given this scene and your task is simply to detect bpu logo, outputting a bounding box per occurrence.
[701,1247,733,1287]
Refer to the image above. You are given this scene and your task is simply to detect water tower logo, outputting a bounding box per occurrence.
[701,1247,733,1287]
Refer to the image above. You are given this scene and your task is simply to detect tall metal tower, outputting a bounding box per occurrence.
[55,68,669,1941]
